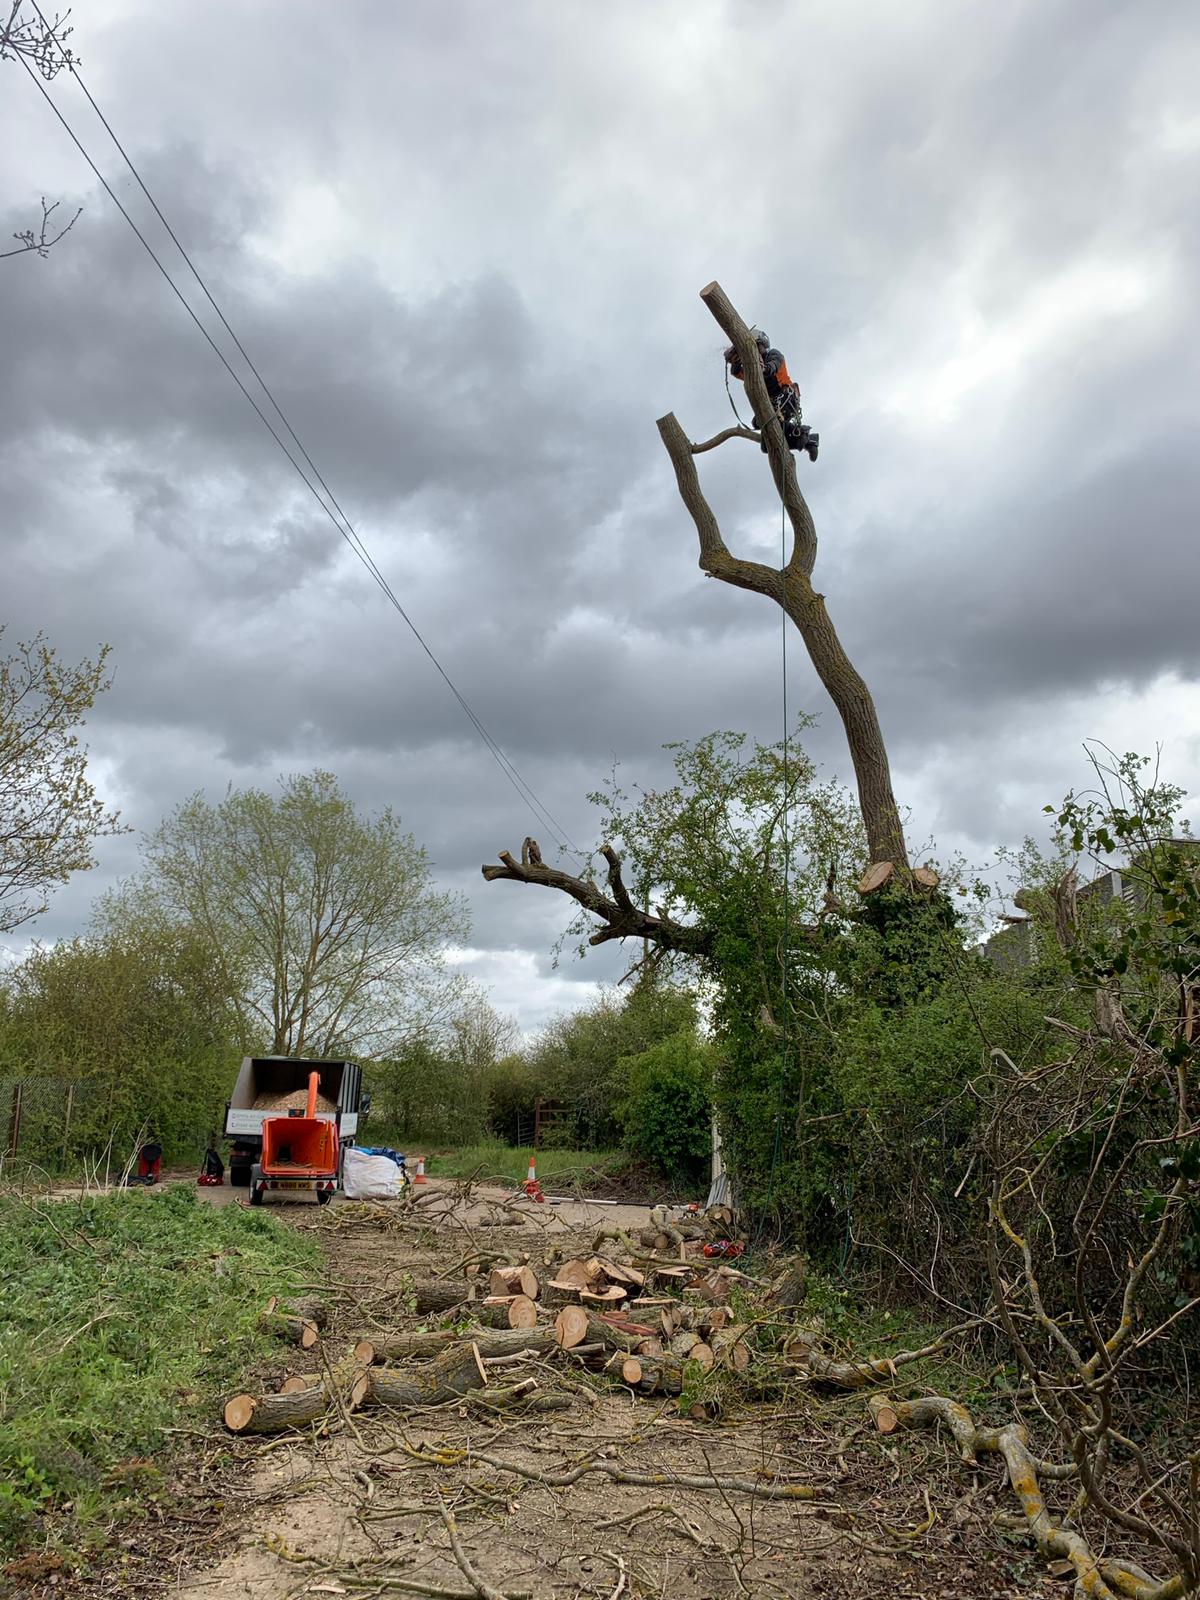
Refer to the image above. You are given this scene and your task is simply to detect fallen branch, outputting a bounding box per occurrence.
[224,1345,373,1436]
[406,1442,825,1501]
[438,1496,514,1600]
[868,1395,1186,1600]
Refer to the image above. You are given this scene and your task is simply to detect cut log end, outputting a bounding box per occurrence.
[554,1306,590,1350]
[913,865,941,890]
[300,1321,320,1350]
[353,1340,377,1367]
[857,861,895,895]
[621,1357,643,1387]
[507,1295,539,1330]
[224,1395,257,1433]
[871,1400,900,1435]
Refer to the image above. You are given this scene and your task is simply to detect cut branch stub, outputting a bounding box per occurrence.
[857,861,895,895]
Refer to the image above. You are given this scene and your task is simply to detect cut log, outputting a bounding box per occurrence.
[410,1278,474,1315]
[671,1330,700,1358]
[711,1327,751,1372]
[554,1306,591,1350]
[278,1375,319,1395]
[652,1266,689,1290]
[542,1278,586,1308]
[635,1337,664,1359]
[266,1294,329,1328]
[691,1272,732,1305]
[554,1308,642,1354]
[580,1286,627,1306]
[258,1310,320,1350]
[913,865,940,890]
[620,1356,643,1387]
[224,1347,372,1435]
[555,1258,593,1290]
[697,1307,730,1335]
[489,1265,539,1300]
[632,1356,685,1395]
[857,860,894,895]
[368,1340,488,1410]
[869,1397,900,1435]
[600,1261,645,1288]
[507,1295,539,1330]
[688,1342,714,1372]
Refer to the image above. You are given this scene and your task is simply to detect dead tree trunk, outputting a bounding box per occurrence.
[656,280,908,871]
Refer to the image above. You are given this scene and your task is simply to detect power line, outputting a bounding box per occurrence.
[19,12,585,861]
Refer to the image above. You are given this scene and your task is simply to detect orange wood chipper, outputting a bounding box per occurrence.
[249,1069,339,1205]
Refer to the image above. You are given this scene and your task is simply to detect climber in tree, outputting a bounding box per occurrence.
[725,330,819,462]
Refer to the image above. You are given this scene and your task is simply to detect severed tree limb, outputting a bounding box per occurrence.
[482,842,713,957]
[654,280,908,870]
[406,1441,826,1502]
[438,1497,516,1600]
[869,1396,1186,1600]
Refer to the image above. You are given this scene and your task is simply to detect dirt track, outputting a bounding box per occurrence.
[150,1180,1046,1600]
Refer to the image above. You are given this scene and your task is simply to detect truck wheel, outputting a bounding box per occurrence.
[316,1189,333,1206]
[248,1164,264,1206]
[230,1160,252,1189]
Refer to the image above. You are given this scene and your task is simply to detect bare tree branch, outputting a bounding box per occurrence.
[656,282,908,871]
[0,1,76,78]
[482,842,713,957]
[0,195,81,260]
[689,424,760,454]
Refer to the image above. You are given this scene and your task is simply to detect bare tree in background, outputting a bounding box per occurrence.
[1,4,81,261]
[109,771,469,1059]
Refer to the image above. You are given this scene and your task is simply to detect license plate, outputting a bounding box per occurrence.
[274,1180,312,1191]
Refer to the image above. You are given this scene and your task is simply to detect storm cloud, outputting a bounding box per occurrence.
[2,0,1197,1027]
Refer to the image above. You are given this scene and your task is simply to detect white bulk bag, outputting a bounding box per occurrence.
[343,1146,401,1200]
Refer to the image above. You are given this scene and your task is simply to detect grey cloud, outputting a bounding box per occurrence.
[2,0,1198,1025]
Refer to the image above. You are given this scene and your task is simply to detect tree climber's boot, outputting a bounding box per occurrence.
[803,430,819,463]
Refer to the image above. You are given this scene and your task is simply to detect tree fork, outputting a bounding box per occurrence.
[654,280,908,871]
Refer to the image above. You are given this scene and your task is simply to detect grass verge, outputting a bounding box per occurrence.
[421,1143,625,1189]
[0,1183,319,1561]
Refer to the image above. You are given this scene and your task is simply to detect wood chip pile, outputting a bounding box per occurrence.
[252,1088,337,1113]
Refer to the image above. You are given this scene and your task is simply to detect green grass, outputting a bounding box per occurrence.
[420,1143,624,1188]
[0,1184,319,1558]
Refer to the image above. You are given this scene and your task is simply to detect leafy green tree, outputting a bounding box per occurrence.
[0,629,125,934]
[616,1029,714,1184]
[523,981,699,1149]
[0,917,241,1164]
[106,771,467,1058]
[370,994,518,1145]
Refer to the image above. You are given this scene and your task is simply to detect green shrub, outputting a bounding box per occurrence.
[617,1030,713,1184]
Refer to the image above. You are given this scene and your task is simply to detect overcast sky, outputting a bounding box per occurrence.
[2,0,1197,1032]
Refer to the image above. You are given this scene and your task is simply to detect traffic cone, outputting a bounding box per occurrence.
[414,1155,428,1184]
[526,1154,537,1185]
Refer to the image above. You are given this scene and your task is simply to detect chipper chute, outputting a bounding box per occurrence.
[250,1070,339,1205]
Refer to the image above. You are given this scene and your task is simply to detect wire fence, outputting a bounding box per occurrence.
[0,1076,151,1179]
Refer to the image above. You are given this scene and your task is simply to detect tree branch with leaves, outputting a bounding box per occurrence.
[0,628,126,934]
